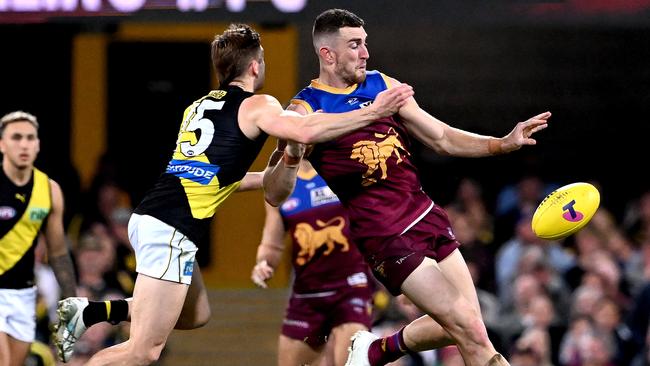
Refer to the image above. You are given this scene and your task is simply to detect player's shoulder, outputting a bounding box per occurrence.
[367,70,401,88]
[293,83,316,99]
[239,94,283,123]
[244,94,281,108]
[40,172,62,194]
[33,167,53,184]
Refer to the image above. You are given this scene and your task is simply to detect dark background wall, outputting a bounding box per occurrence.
[1,0,648,222]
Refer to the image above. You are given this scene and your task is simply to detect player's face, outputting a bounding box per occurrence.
[333,26,369,85]
[0,121,40,170]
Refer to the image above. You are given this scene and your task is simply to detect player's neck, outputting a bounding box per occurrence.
[317,71,353,90]
[2,161,32,186]
[228,79,254,92]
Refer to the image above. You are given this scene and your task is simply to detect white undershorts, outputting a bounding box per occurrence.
[0,286,36,342]
[128,214,198,285]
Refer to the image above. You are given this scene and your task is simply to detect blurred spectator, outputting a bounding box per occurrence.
[106,207,137,295]
[574,331,616,366]
[574,249,627,307]
[624,191,650,245]
[630,323,650,366]
[570,284,604,320]
[448,209,496,293]
[560,315,595,366]
[512,327,553,366]
[510,344,543,366]
[495,215,574,305]
[447,177,494,245]
[620,283,650,365]
[75,230,117,297]
[494,176,557,247]
[497,274,544,347]
[607,230,644,295]
[564,226,607,291]
[592,296,631,364]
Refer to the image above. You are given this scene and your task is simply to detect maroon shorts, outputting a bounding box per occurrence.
[281,284,373,348]
[358,205,460,296]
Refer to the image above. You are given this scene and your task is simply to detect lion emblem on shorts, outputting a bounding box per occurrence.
[350,127,410,186]
[294,216,349,265]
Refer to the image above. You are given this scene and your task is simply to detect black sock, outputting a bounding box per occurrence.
[107,299,129,325]
[82,300,129,326]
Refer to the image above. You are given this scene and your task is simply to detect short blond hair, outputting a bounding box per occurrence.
[0,111,39,137]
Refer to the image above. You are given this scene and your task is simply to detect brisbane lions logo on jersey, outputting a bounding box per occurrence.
[350,127,410,186]
[294,216,349,265]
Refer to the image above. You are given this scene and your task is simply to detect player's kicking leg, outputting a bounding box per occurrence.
[55,262,209,362]
[86,273,189,365]
[346,250,507,366]
[399,255,506,366]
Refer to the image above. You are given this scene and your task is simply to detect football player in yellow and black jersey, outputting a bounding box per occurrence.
[0,111,77,366]
[53,24,413,365]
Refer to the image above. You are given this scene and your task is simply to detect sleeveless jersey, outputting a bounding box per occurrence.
[0,167,51,289]
[279,170,369,293]
[135,86,268,247]
[291,70,432,240]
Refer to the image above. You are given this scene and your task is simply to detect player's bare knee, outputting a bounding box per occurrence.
[194,307,211,328]
[190,305,211,328]
[466,316,491,346]
[450,299,490,346]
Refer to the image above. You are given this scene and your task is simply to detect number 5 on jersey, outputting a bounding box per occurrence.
[177,99,224,157]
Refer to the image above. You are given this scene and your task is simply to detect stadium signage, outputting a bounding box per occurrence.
[0,0,306,14]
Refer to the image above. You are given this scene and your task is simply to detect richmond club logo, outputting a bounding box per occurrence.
[0,206,16,220]
[562,200,584,222]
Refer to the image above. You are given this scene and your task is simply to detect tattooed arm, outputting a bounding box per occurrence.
[44,179,77,299]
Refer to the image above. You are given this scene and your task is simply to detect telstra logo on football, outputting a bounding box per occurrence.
[562,200,584,222]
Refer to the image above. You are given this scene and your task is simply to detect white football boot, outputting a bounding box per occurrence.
[345,330,379,366]
[54,297,89,362]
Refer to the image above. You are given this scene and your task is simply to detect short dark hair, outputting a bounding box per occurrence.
[211,24,262,88]
[0,111,39,138]
[313,8,365,38]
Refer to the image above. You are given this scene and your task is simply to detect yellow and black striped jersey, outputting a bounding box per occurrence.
[135,86,268,247]
[0,167,51,289]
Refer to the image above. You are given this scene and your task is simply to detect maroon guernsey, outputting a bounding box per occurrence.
[291,71,433,241]
[279,170,369,294]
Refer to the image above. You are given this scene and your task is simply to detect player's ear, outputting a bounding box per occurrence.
[319,47,335,64]
[250,59,260,77]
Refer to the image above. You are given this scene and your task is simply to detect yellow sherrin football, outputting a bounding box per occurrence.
[532,182,600,240]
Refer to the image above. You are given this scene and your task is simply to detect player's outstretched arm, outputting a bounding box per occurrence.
[251,202,287,288]
[389,76,550,157]
[44,179,77,299]
[242,84,413,144]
